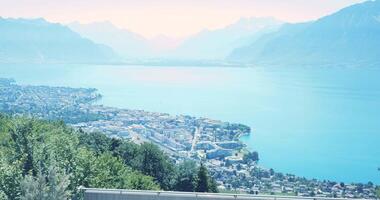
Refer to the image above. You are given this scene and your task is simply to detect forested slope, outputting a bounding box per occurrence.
[0,114,217,200]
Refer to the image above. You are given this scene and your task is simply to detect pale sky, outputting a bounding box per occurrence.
[0,0,366,38]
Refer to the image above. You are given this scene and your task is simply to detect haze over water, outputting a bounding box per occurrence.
[1,64,379,184]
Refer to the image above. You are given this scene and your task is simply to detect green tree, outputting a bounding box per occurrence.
[126,172,160,190]
[114,141,139,165]
[8,120,36,176]
[0,160,22,200]
[175,160,198,192]
[208,177,219,193]
[243,151,259,164]
[89,153,159,190]
[46,166,71,200]
[132,143,176,190]
[20,166,71,200]
[20,172,48,200]
[0,191,8,200]
[77,132,112,154]
[72,148,96,188]
[89,153,134,189]
[0,115,173,199]
[196,164,209,192]
[195,163,218,193]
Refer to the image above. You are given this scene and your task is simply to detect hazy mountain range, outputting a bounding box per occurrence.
[68,17,282,61]
[1,0,380,65]
[229,0,380,66]
[68,21,153,59]
[0,17,117,63]
[163,17,283,60]
[68,21,184,59]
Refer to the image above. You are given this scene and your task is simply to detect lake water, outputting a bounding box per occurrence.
[1,63,379,184]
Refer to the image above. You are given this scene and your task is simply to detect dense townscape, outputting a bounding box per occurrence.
[0,78,104,123]
[0,78,379,199]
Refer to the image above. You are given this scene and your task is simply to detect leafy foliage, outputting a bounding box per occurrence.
[196,163,218,193]
[130,143,177,190]
[0,115,158,199]
[20,166,71,200]
[196,164,209,192]
[243,151,259,164]
[175,161,198,192]
[0,160,22,199]
[0,114,218,199]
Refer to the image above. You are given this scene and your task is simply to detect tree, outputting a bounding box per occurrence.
[77,132,112,154]
[89,153,134,189]
[125,171,160,190]
[196,164,209,192]
[46,166,71,200]
[8,120,36,176]
[20,172,48,200]
[208,177,219,193]
[72,148,96,189]
[1,115,195,199]
[0,191,8,200]
[195,163,219,193]
[243,151,259,164]
[269,168,275,176]
[132,143,176,190]
[20,166,71,200]
[0,160,22,200]
[113,141,139,165]
[89,153,159,190]
[175,160,198,192]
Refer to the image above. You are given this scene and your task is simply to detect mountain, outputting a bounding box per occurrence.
[229,0,380,66]
[0,17,118,63]
[166,17,283,60]
[68,21,154,59]
[68,18,283,61]
[148,34,183,54]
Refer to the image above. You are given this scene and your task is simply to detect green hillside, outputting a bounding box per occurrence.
[0,114,217,200]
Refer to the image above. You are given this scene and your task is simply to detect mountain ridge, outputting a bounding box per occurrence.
[166,17,283,60]
[68,21,154,59]
[229,0,380,66]
[68,17,283,61]
[0,17,118,63]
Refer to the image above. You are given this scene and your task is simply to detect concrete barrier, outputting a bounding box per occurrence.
[82,188,356,200]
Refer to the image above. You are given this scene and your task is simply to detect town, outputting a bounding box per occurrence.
[0,78,378,199]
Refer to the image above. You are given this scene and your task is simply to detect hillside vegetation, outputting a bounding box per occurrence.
[0,114,217,200]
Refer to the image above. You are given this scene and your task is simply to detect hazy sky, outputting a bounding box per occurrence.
[0,0,366,38]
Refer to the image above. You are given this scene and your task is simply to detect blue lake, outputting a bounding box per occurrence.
[1,63,379,184]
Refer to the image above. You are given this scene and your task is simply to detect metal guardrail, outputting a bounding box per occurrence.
[80,188,367,200]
